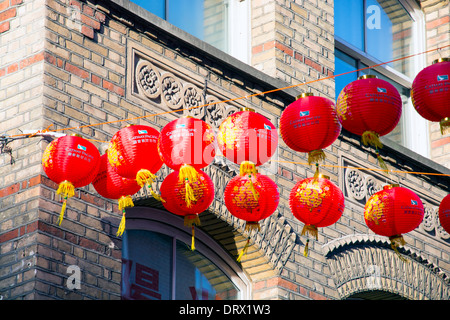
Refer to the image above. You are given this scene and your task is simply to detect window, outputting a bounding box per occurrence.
[121,207,250,300]
[334,0,429,157]
[131,0,250,63]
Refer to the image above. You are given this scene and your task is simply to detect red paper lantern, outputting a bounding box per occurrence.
[438,194,450,234]
[280,93,341,164]
[336,75,402,170]
[224,171,279,230]
[411,58,450,135]
[289,175,345,256]
[92,153,142,236]
[224,170,279,261]
[42,134,101,225]
[108,124,163,194]
[158,116,215,205]
[337,75,402,143]
[158,116,215,171]
[217,108,278,173]
[160,168,214,250]
[364,184,424,260]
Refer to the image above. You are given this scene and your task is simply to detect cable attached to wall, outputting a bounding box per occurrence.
[1,45,449,179]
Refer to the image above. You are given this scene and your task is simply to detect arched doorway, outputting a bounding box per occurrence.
[346,290,407,300]
[322,234,450,300]
[120,206,251,300]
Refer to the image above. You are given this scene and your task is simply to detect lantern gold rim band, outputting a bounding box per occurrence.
[244,221,261,232]
[433,57,449,64]
[296,92,314,99]
[440,118,450,135]
[240,107,255,112]
[383,183,400,190]
[358,74,377,80]
[70,133,82,137]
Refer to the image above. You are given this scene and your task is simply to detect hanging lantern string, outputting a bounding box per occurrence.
[3,46,449,179]
[7,44,449,142]
[271,159,450,177]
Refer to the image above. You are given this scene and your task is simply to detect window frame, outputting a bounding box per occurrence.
[334,0,429,157]
[121,206,252,300]
[129,0,250,64]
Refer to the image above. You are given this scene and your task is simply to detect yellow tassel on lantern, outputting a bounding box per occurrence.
[389,235,409,263]
[184,181,197,208]
[56,180,75,226]
[301,225,318,257]
[440,117,450,135]
[240,161,259,201]
[308,150,326,165]
[303,239,310,257]
[301,224,318,240]
[245,178,259,201]
[312,163,321,182]
[184,215,201,251]
[375,150,389,173]
[184,214,201,227]
[237,238,251,262]
[244,221,261,232]
[136,169,156,187]
[149,187,166,202]
[179,164,199,184]
[57,180,75,198]
[117,211,126,237]
[239,161,258,176]
[58,197,67,226]
[116,196,135,237]
[191,226,196,251]
[149,186,166,203]
[179,164,200,207]
[362,131,383,149]
[118,195,134,211]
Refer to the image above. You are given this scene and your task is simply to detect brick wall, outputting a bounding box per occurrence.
[251,0,335,98]
[0,0,46,299]
[1,0,449,300]
[419,0,450,169]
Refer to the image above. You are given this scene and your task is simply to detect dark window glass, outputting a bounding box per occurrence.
[335,49,359,100]
[132,0,165,19]
[335,0,415,77]
[121,229,240,300]
[121,230,173,300]
[130,0,227,52]
[335,0,364,51]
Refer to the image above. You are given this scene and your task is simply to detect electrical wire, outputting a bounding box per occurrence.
[2,44,449,178]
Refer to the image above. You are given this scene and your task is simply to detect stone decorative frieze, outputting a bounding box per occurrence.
[130,44,243,126]
[135,59,161,100]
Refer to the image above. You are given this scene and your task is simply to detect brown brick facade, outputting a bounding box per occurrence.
[0,0,449,300]
[419,0,450,168]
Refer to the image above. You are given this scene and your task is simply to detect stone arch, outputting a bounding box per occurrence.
[322,234,450,300]
[132,161,298,284]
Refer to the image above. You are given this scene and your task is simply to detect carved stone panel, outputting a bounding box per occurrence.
[135,59,161,100]
[126,40,280,175]
[127,41,244,125]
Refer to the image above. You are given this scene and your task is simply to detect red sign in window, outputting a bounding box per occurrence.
[122,258,162,300]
